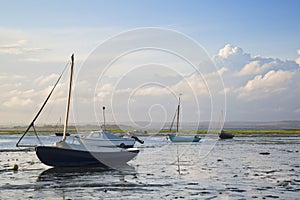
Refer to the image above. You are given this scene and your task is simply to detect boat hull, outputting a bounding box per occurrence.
[55,132,70,137]
[169,135,201,142]
[80,138,134,149]
[36,146,139,167]
[80,131,135,148]
[219,130,234,139]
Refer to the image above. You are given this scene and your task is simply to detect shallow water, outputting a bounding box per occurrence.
[0,134,299,199]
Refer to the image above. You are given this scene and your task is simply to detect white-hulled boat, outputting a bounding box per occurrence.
[79,130,136,149]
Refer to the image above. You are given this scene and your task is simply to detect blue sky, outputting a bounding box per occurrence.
[0,0,300,125]
[1,0,300,59]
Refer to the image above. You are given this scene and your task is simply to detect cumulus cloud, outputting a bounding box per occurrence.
[237,70,295,100]
[214,44,299,75]
[34,73,60,85]
[215,44,300,96]
[1,41,299,123]
[236,60,278,76]
[213,44,252,74]
[218,44,244,58]
[210,43,300,121]
[3,96,33,108]
[0,72,66,113]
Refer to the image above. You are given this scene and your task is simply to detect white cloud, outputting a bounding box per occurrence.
[215,44,300,104]
[134,86,169,96]
[34,73,60,85]
[213,44,251,73]
[218,44,244,58]
[173,66,227,93]
[0,27,105,64]
[96,83,113,102]
[0,39,47,55]
[0,72,75,125]
[108,70,226,125]
[237,70,295,100]
[236,60,277,76]
[130,69,226,98]
[3,96,33,108]
[236,61,261,76]
[0,26,299,124]
[214,44,299,75]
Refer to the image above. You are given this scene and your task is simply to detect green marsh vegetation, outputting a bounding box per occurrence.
[1,127,299,135]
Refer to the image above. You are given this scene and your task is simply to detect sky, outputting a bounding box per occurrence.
[0,0,300,126]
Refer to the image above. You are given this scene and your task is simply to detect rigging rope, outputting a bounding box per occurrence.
[16,60,70,147]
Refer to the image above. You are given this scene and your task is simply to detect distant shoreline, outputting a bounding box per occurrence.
[1,128,300,135]
[1,120,300,131]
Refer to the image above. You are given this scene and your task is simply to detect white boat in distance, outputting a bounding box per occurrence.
[79,130,136,149]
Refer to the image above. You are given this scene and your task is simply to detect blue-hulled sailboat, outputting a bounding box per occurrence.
[168,95,201,143]
[16,54,139,167]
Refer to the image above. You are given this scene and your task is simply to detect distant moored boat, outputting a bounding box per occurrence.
[219,130,234,139]
[168,134,201,142]
[168,95,201,143]
[55,132,70,137]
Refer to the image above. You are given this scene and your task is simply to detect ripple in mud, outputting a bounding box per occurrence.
[259,152,271,155]
[256,186,275,191]
[226,187,247,193]
[263,194,280,199]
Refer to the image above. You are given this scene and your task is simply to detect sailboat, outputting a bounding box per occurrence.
[168,96,201,143]
[16,54,139,167]
[218,111,234,139]
[219,130,234,139]
[54,117,70,136]
[80,130,136,148]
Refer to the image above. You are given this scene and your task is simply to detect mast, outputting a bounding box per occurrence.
[62,54,74,141]
[218,110,224,135]
[176,96,180,133]
[102,106,106,131]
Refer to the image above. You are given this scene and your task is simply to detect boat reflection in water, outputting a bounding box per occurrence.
[38,164,136,181]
